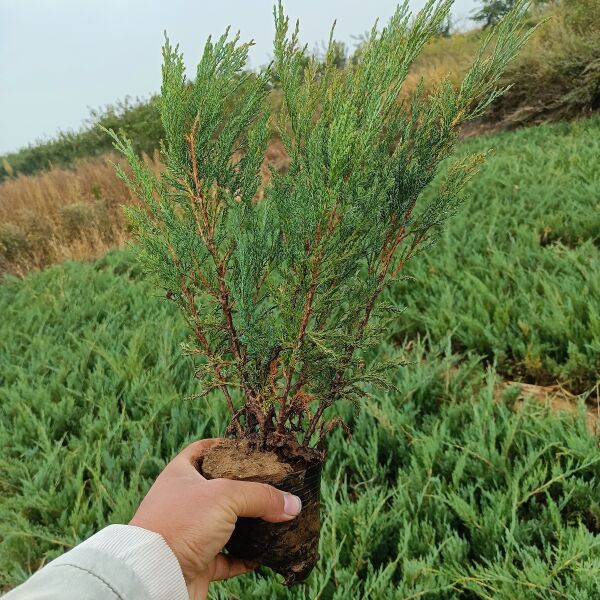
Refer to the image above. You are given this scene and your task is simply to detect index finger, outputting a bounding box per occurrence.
[178,438,223,462]
[164,438,222,479]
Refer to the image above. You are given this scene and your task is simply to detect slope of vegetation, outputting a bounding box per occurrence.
[2,249,600,598]
[1,115,599,597]
[394,116,600,394]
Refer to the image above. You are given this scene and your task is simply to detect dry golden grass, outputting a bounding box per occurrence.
[404,31,481,97]
[0,140,289,276]
[0,154,141,275]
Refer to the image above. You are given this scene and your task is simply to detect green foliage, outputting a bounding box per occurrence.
[0,98,163,181]
[2,250,600,597]
[490,0,600,125]
[473,0,521,27]
[110,1,532,443]
[393,116,600,393]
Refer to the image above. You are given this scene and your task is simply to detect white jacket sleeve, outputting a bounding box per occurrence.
[3,525,189,600]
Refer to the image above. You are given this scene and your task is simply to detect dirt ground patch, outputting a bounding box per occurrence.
[498,380,599,434]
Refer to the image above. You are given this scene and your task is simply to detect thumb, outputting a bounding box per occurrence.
[216,479,302,523]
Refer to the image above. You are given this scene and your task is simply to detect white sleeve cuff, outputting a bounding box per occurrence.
[78,524,188,600]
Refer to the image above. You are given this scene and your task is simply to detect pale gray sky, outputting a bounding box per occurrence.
[0,0,478,154]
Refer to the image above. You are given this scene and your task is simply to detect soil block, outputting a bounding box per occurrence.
[197,437,323,584]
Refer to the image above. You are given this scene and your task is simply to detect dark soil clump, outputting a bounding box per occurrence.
[196,436,323,584]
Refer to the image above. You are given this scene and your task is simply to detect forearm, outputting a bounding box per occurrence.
[4,525,188,600]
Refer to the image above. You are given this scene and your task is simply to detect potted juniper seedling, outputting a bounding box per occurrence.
[108,0,531,584]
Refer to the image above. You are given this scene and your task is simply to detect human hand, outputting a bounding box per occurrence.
[130,438,302,600]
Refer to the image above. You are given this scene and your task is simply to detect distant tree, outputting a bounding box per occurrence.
[473,0,520,27]
[437,15,454,36]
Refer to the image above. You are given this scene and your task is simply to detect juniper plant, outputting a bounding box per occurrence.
[108,1,532,450]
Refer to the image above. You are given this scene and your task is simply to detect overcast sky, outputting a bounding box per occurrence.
[0,0,478,155]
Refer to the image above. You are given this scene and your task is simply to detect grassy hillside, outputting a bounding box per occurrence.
[394,117,600,394]
[0,140,288,276]
[1,117,599,597]
[2,250,600,598]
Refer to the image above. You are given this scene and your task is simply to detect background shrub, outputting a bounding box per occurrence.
[490,0,600,125]
[0,224,30,268]
[0,98,163,182]
[59,202,98,240]
[392,116,600,393]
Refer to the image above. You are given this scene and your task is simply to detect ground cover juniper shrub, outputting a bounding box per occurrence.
[392,117,600,395]
[2,252,600,597]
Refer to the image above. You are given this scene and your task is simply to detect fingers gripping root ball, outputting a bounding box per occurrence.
[197,438,323,584]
